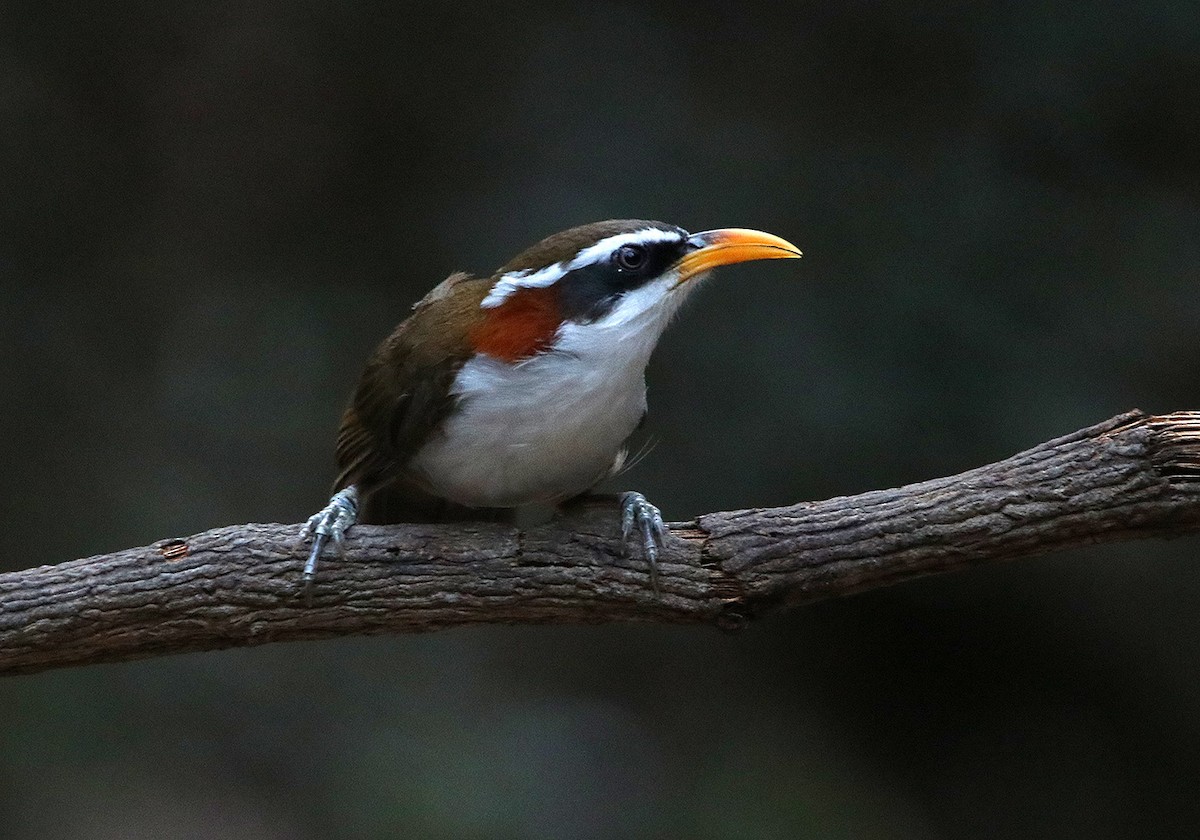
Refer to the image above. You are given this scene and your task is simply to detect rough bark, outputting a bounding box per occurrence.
[2,410,1198,676]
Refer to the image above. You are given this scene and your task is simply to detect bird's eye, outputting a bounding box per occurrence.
[613,244,647,272]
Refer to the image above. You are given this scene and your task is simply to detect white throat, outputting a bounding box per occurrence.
[409,272,703,507]
[555,270,692,365]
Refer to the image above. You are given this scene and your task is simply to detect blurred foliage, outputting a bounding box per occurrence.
[2,1,1199,837]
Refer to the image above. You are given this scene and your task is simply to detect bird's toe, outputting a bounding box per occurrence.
[619,491,667,593]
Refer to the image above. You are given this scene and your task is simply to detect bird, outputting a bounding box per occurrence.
[302,219,802,592]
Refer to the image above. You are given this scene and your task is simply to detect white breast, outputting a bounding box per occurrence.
[408,274,690,507]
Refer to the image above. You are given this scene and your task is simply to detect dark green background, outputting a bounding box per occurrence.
[3,2,1199,837]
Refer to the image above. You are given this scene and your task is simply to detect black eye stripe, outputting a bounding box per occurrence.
[556,235,690,323]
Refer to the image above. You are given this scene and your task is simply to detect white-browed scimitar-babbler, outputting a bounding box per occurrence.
[303,220,803,594]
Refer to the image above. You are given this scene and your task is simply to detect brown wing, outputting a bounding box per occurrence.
[333,272,489,497]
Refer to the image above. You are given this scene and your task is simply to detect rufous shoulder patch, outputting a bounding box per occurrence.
[469,286,561,363]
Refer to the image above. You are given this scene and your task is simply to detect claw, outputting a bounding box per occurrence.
[619,491,667,593]
[300,485,359,600]
[303,532,327,582]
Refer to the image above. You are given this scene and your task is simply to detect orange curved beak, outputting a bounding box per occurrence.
[674,228,802,284]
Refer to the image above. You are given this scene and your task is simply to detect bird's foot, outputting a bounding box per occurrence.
[300,485,360,599]
[620,491,667,593]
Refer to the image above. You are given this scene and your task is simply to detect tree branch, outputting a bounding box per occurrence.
[3,410,1199,676]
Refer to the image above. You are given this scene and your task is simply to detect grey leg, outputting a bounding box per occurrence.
[619,491,667,593]
[300,485,360,595]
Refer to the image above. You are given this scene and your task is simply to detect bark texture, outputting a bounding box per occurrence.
[2,410,1199,676]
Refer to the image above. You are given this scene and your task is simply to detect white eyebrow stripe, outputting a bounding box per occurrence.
[480,265,563,309]
[480,227,683,309]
